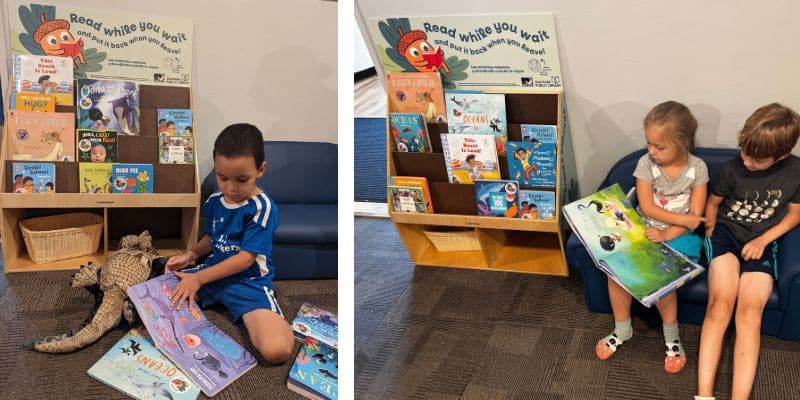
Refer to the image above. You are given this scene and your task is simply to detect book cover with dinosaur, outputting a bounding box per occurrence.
[14,92,55,111]
[112,164,154,193]
[518,189,556,220]
[445,92,507,153]
[388,112,430,153]
[159,135,195,164]
[88,328,201,400]
[6,110,75,161]
[474,179,519,217]
[77,79,140,135]
[11,162,55,193]
[291,302,338,349]
[77,129,118,163]
[157,109,193,136]
[386,71,446,123]
[127,274,258,397]
[79,163,112,193]
[287,338,339,400]
[440,133,500,184]
[12,54,74,106]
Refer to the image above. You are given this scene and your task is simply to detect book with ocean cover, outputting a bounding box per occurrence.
[562,184,705,307]
[291,302,338,349]
[287,338,338,400]
[445,92,507,153]
[388,113,430,153]
[440,133,500,184]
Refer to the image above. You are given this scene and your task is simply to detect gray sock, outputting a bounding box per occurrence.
[615,318,633,341]
[663,322,684,357]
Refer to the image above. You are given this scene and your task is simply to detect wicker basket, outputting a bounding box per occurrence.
[423,228,481,252]
[19,212,104,263]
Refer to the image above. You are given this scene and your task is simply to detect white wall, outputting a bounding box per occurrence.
[356,1,800,195]
[354,17,373,72]
[1,0,338,179]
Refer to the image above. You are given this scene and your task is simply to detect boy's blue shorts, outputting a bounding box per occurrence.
[183,265,284,323]
[665,231,702,263]
[700,223,778,278]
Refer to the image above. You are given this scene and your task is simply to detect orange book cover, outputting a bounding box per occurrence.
[6,110,75,161]
[15,92,55,112]
[386,72,446,123]
[388,176,433,213]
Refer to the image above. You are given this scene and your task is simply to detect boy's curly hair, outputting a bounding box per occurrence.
[643,101,698,157]
[738,103,800,159]
[213,123,265,167]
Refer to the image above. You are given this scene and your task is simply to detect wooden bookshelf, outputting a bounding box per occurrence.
[387,89,578,276]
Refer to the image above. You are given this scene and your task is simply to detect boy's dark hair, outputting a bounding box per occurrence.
[23,176,33,183]
[738,103,800,159]
[38,75,50,84]
[166,121,175,128]
[465,154,476,163]
[158,118,166,124]
[213,123,265,167]
[45,182,54,189]
[14,174,22,180]
[644,100,698,156]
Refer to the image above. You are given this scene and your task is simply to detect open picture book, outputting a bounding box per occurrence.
[562,183,705,307]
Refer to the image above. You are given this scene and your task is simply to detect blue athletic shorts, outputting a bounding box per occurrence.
[183,265,284,323]
[665,231,702,263]
[701,223,778,278]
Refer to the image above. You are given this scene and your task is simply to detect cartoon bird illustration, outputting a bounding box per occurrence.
[450,96,479,111]
[395,27,451,74]
[489,118,502,133]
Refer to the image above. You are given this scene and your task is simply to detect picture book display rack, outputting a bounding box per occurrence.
[0,85,199,273]
[386,89,578,276]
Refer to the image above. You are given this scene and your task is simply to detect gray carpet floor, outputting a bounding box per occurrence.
[355,217,800,400]
[0,255,337,400]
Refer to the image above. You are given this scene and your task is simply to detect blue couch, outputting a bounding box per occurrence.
[566,147,800,340]
[201,140,337,280]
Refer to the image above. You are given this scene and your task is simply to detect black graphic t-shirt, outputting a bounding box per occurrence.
[713,154,800,243]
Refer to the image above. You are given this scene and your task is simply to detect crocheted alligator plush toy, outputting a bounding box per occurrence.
[25,230,162,353]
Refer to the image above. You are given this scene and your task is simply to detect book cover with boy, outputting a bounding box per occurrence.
[112,164,154,193]
[157,109,193,136]
[127,274,258,397]
[77,130,118,163]
[506,141,556,188]
[386,71,446,123]
[77,79,140,135]
[12,54,74,106]
[387,186,427,213]
[388,113,430,153]
[445,92,507,153]
[291,302,338,349]
[6,110,75,161]
[287,338,338,400]
[11,162,55,193]
[159,135,195,164]
[388,176,433,213]
[15,92,55,112]
[562,184,705,307]
[440,133,500,184]
[79,163,113,193]
[87,328,201,400]
[518,190,556,220]
[474,179,519,217]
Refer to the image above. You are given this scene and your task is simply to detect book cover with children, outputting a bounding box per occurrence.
[506,141,556,188]
[388,176,433,213]
[440,133,500,184]
[11,162,55,193]
[474,179,519,217]
[287,338,338,400]
[518,190,556,220]
[112,164,154,193]
[77,79,140,135]
[389,113,430,153]
[291,302,338,349]
[386,71,447,123]
[79,163,112,193]
[159,135,195,164]
[87,328,201,400]
[388,186,427,213]
[445,92,507,153]
[157,109,193,136]
[562,184,705,307]
[12,54,74,106]
[127,274,258,397]
[77,130,118,163]
[15,92,55,112]
[6,110,75,161]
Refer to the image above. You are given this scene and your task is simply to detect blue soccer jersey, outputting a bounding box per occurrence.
[202,190,279,284]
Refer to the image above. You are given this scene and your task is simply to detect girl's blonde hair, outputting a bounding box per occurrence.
[643,101,698,158]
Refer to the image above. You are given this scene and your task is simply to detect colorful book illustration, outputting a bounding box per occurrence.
[77,79,140,135]
[445,92,507,153]
[11,162,55,193]
[291,302,338,349]
[474,179,519,217]
[287,338,339,400]
[112,164,154,193]
[388,113,430,153]
[127,274,258,397]
[15,92,55,112]
[387,186,427,213]
[386,72,447,123]
[562,184,705,307]
[159,135,195,164]
[157,109,193,136]
[388,176,433,213]
[77,130,118,163]
[12,54,74,106]
[79,163,113,193]
[506,141,556,188]
[6,110,75,161]
[87,328,201,400]
[440,133,500,184]
[518,190,556,220]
